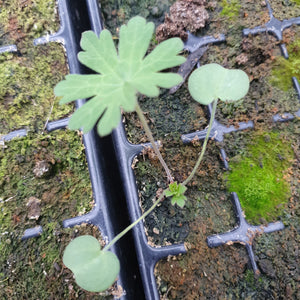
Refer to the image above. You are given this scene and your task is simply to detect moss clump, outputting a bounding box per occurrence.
[220,0,241,20]
[270,38,300,91]
[225,131,294,223]
[0,43,72,134]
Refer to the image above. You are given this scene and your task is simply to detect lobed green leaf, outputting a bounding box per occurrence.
[54,16,185,136]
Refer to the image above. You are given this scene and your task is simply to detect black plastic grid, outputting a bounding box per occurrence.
[1,0,299,299]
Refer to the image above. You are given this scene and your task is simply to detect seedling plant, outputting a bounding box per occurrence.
[55,16,249,292]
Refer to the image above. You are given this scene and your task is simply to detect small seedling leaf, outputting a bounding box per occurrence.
[188,63,249,105]
[171,195,187,208]
[166,182,187,207]
[63,235,120,292]
[55,16,185,136]
[165,189,174,197]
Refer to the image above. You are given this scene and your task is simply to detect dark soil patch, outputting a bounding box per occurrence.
[125,88,207,144]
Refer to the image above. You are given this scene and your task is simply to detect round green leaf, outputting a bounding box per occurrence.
[63,235,120,292]
[188,63,249,105]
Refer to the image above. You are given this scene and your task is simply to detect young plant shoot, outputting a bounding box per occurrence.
[55,15,185,183]
[56,16,249,293]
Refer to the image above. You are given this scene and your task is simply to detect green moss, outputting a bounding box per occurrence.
[0,130,93,227]
[0,130,108,298]
[0,0,59,45]
[225,131,294,223]
[270,38,300,91]
[0,43,72,134]
[220,0,241,20]
[244,269,260,287]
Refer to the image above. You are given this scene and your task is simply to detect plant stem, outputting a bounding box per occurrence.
[103,192,165,251]
[183,99,218,186]
[135,102,173,183]
[103,101,217,251]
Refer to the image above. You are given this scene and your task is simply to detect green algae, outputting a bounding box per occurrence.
[0,43,72,135]
[0,223,111,299]
[225,131,294,223]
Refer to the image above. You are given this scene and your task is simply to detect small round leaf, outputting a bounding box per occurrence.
[188,63,249,105]
[63,235,120,292]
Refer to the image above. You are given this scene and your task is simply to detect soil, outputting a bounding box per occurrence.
[271,0,300,20]
[155,0,209,42]
[101,0,300,299]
